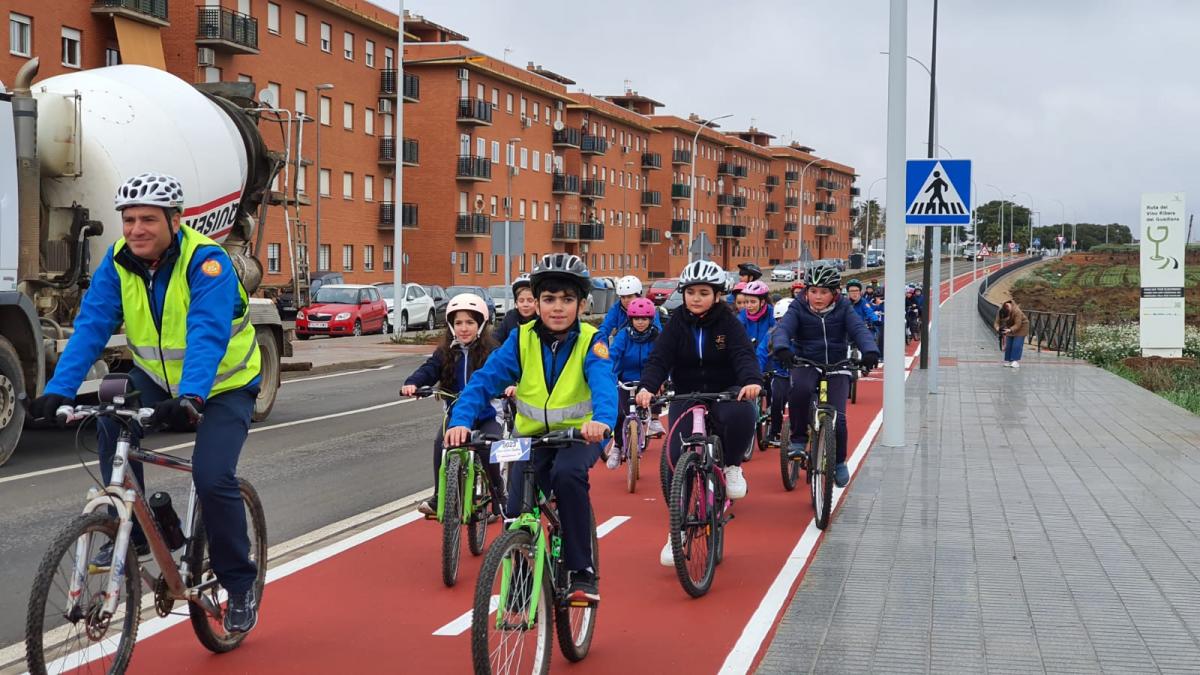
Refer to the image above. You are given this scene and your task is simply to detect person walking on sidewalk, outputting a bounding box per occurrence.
[994,300,1029,368]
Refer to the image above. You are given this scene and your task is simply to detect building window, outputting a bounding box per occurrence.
[364,175,374,201]
[61,27,81,68]
[343,102,353,130]
[491,140,500,164]
[104,47,120,66]
[490,255,497,274]
[342,244,353,270]
[293,89,306,115]
[294,12,307,43]
[237,73,252,83]
[296,166,306,193]
[363,245,374,271]
[383,245,394,271]
[318,244,331,271]
[319,169,331,196]
[266,81,280,108]
[505,93,513,114]
[532,151,539,172]
[343,31,353,60]
[490,196,498,216]
[505,143,514,166]
[520,148,528,169]
[491,88,499,109]
[544,153,552,173]
[342,172,353,199]
[533,101,540,121]
[267,243,281,273]
[384,46,394,69]
[9,13,31,57]
[364,39,375,68]
[319,22,331,52]
[267,2,280,34]
[319,96,331,125]
[364,108,374,135]
[204,67,221,83]
[475,252,483,273]
[457,252,467,274]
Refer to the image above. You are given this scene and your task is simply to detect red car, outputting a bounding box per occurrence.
[646,278,679,306]
[296,284,389,339]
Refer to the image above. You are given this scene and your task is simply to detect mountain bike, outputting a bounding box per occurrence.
[410,386,498,587]
[791,357,865,530]
[617,381,649,493]
[25,376,266,675]
[466,429,604,674]
[654,390,739,598]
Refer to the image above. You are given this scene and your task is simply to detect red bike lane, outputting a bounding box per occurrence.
[92,262,1008,674]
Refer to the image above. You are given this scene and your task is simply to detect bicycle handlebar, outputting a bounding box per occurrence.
[408,386,457,400]
[651,389,740,407]
[790,357,866,373]
[453,427,611,450]
[55,404,156,428]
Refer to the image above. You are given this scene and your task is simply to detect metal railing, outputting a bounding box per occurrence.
[196,6,258,49]
[975,255,1075,354]
[93,0,168,21]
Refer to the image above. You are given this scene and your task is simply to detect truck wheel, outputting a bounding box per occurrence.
[0,335,26,467]
[252,328,280,423]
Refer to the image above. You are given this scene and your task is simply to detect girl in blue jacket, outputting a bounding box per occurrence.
[606,298,661,469]
[401,293,505,517]
[737,280,775,371]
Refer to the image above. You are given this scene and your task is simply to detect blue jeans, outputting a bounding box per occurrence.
[769,373,790,437]
[1004,335,1025,362]
[787,367,851,464]
[97,367,259,595]
[505,440,602,571]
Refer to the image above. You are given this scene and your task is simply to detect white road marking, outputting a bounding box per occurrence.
[283,363,395,384]
[432,515,631,637]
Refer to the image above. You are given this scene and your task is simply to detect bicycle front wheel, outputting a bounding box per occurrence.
[555,508,598,661]
[625,418,641,494]
[811,417,836,530]
[669,452,716,597]
[779,418,799,492]
[442,454,464,587]
[188,478,268,653]
[658,439,672,502]
[471,529,552,675]
[755,390,771,453]
[26,512,141,675]
[468,455,490,557]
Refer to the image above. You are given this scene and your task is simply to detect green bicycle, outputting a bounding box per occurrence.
[465,429,603,675]
[410,386,498,587]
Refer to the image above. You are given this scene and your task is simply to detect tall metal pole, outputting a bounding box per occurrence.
[392,2,404,333]
[797,157,822,271]
[687,114,732,263]
[314,83,334,273]
[881,0,908,448]
[919,0,938,371]
[621,159,633,275]
[865,176,885,254]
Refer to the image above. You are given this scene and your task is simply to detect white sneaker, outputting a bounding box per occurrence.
[1010,361,1020,369]
[724,465,747,499]
[605,447,621,470]
[648,419,665,436]
[660,536,674,567]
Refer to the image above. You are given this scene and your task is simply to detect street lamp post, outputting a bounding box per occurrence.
[313,82,334,275]
[621,159,634,275]
[864,176,886,255]
[1051,198,1066,254]
[1017,191,1035,254]
[797,157,822,272]
[986,183,1005,280]
[688,113,733,263]
[504,136,521,290]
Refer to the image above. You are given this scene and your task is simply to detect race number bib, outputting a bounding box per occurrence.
[490,438,531,464]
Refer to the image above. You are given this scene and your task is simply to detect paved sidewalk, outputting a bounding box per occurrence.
[759,277,1200,674]
[283,333,433,375]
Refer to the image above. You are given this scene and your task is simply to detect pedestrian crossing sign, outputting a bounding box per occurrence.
[905,159,972,225]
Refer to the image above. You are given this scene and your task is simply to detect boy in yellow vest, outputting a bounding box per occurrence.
[30,172,263,634]
[445,253,616,604]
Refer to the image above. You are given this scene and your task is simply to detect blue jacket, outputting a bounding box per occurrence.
[849,298,880,326]
[737,308,775,370]
[45,230,257,401]
[610,324,659,383]
[598,301,662,342]
[771,296,879,365]
[448,320,618,431]
[404,342,497,426]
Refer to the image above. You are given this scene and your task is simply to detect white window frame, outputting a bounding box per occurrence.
[294,89,306,115]
[319,169,331,197]
[491,141,500,164]
[10,13,32,57]
[343,31,353,60]
[364,108,374,135]
[364,39,375,68]
[363,174,374,202]
[318,244,331,271]
[342,244,353,271]
[343,101,353,130]
[267,243,281,274]
[342,172,353,199]
[384,245,394,271]
[267,2,280,34]
[61,27,81,68]
[294,12,307,43]
[320,22,331,52]
[363,245,374,271]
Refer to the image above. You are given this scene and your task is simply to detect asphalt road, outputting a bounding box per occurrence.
[0,357,430,648]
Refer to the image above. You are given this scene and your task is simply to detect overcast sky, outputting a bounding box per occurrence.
[370,1,1199,238]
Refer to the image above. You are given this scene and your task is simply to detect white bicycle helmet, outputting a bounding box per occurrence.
[446,292,490,324]
[774,298,794,319]
[616,275,643,296]
[678,260,725,290]
[114,172,186,213]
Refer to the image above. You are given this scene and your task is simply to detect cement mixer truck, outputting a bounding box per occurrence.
[0,60,292,465]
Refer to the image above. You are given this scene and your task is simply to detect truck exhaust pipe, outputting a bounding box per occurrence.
[12,58,40,294]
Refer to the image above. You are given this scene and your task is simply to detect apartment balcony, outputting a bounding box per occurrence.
[378,201,394,229]
[641,191,662,207]
[402,202,418,228]
[671,149,692,164]
[785,196,800,208]
[734,165,749,178]
[580,135,608,156]
[766,229,779,240]
[850,186,861,196]
[766,175,780,189]
[402,138,418,166]
[850,207,861,218]
[378,136,396,165]
[716,224,748,239]
[717,162,736,176]
[641,152,662,170]
[784,170,799,183]
[91,0,168,27]
[671,183,692,199]
[816,179,838,191]
[815,202,837,213]
[581,179,605,199]
[551,173,580,195]
[552,128,581,148]
[784,222,798,232]
[456,213,491,237]
[456,97,492,125]
[815,225,836,237]
[640,228,662,244]
[552,222,585,241]
[379,70,419,102]
[580,223,605,240]
[717,194,747,208]
[766,202,779,214]
[670,219,690,234]
[455,155,491,181]
[195,6,259,54]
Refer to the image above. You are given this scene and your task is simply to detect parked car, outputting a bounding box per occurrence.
[817,258,846,272]
[905,250,921,262]
[771,265,797,282]
[488,285,516,316]
[662,290,684,314]
[423,284,450,327]
[296,284,389,339]
[374,282,437,333]
[866,252,882,268]
[275,271,344,320]
[446,285,499,324]
[646,278,678,305]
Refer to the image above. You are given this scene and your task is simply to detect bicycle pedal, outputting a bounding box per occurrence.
[423,513,438,521]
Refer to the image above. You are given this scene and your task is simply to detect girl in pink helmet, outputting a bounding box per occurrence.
[737,280,775,371]
[606,298,662,469]
[400,293,505,517]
